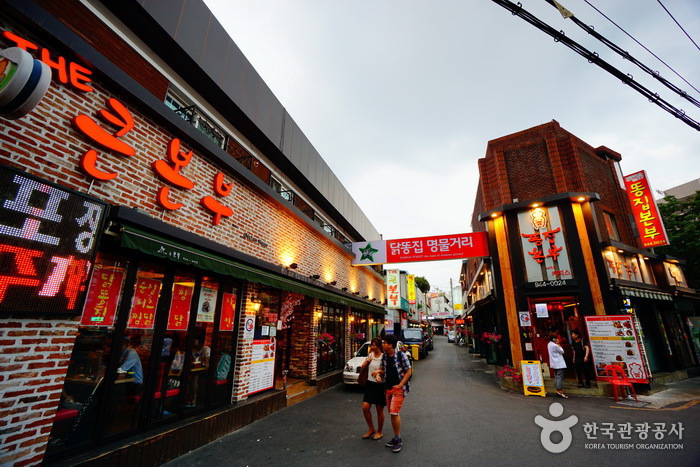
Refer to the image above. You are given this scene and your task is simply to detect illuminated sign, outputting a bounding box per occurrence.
[0,164,107,314]
[407,274,416,304]
[518,206,573,283]
[352,232,489,265]
[386,269,400,309]
[623,170,669,248]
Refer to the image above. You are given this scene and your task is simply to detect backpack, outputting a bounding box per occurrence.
[216,353,231,381]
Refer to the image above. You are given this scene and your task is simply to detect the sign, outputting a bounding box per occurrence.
[220,293,236,331]
[0,164,107,315]
[521,360,546,397]
[351,232,488,265]
[248,339,275,395]
[523,279,577,289]
[128,277,161,329]
[518,206,573,282]
[80,268,124,326]
[518,311,531,327]
[585,315,649,384]
[167,283,192,331]
[196,286,217,323]
[535,303,549,318]
[243,315,255,339]
[623,170,669,248]
[386,269,400,309]
[407,274,416,304]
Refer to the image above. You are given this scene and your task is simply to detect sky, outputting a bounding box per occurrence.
[202,0,700,293]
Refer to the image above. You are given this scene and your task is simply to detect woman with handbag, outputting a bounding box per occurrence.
[360,337,385,440]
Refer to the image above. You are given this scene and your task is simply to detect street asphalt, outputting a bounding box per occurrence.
[164,336,699,467]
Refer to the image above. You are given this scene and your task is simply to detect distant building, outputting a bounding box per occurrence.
[657,178,700,203]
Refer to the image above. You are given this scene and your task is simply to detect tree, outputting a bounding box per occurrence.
[414,276,430,294]
[656,192,700,289]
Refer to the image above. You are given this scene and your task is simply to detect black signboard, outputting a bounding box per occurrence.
[0,164,108,314]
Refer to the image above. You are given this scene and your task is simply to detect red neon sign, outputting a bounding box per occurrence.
[623,171,669,248]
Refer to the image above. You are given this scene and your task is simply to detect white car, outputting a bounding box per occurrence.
[447,330,455,343]
[343,342,370,385]
[343,340,411,386]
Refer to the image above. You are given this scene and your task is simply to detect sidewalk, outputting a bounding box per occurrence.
[465,348,700,409]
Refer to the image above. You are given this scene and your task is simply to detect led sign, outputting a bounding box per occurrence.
[0,164,107,314]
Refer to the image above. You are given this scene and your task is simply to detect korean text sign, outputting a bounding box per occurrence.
[0,164,107,314]
[623,170,669,248]
[585,315,649,384]
[386,269,400,309]
[351,232,488,265]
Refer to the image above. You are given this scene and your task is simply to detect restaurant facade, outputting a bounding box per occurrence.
[0,1,386,465]
[461,121,700,383]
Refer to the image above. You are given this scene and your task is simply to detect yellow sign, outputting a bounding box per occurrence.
[407,274,416,304]
[521,360,546,397]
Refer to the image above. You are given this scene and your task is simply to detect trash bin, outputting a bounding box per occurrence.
[409,345,419,361]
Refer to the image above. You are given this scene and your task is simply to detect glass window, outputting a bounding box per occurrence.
[209,283,237,404]
[604,211,621,241]
[47,253,128,455]
[317,304,345,375]
[349,311,366,355]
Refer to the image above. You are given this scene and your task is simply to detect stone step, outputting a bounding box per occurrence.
[286,385,317,406]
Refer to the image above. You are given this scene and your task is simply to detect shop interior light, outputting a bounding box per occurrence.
[250,295,261,311]
[491,213,498,218]
[576,196,586,202]
[316,310,323,319]
[531,203,540,208]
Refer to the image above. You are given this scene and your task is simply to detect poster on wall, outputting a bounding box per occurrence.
[196,286,218,323]
[220,293,237,331]
[167,283,192,331]
[248,339,276,395]
[81,268,124,327]
[585,315,649,384]
[127,277,161,329]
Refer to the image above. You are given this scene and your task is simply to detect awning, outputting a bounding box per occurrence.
[619,286,673,301]
[120,225,383,312]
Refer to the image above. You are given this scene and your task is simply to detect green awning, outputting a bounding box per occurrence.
[120,225,383,312]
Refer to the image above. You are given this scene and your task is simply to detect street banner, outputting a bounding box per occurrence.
[585,315,649,384]
[351,232,488,265]
[386,269,400,309]
[623,170,669,248]
[407,274,416,304]
[521,360,546,397]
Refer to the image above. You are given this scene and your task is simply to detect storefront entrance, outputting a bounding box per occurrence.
[526,296,584,369]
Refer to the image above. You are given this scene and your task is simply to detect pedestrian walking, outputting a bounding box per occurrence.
[377,334,412,453]
[361,337,385,440]
[570,329,591,388]
[547,332,568,398]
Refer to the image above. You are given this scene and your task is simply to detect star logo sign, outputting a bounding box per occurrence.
[359,242,379,262]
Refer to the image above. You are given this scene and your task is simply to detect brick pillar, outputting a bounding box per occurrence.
[0,318,78,466]
[231,283,259,403]
[288,297,316,379]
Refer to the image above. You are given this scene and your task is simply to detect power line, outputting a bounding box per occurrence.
[656,0,700,52]
[490,0,700,131]
[580,0,700,98]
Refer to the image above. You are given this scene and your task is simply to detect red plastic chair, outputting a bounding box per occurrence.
[605,365,638,402]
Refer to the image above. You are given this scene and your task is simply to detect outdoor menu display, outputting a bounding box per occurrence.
[248,339,276,395]
[521,360,546,397]
[585,315,649,384]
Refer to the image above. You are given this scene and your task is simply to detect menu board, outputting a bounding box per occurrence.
[248,339,276,395]
[521,360,546,397]
[585,315,649,384]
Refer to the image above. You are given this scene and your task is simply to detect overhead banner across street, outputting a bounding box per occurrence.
[351,232,489,265]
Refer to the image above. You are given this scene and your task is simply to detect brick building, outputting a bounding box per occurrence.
[0,0,386,464]
[461,121,699,386]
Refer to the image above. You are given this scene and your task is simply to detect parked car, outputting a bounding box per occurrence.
[447,330,455,343]
[401,328,428,359]
[343,341,370,386]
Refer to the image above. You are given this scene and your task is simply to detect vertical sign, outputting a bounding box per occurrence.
[386,269,400,309]
[127,277,161,329]
[585,315,649,384]
[518,206,573,282]
[80,268,124,326]
[521,360,546,397]
[196,286,217,323]
[220,293,236,331]
[407,274,416,304]
[167,283,192,331]
[623,170,669,248]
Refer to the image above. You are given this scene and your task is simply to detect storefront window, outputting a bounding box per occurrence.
[47,253,128,454]
[317,304,345,374]
[349,311,366,355]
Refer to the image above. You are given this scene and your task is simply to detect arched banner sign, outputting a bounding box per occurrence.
[351,232,489,265]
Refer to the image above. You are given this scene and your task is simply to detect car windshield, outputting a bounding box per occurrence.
[355,343,370,357]
[402,329,422,340]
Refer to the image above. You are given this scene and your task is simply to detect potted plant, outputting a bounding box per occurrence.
[480,332,501,344]
[497,364,523,392]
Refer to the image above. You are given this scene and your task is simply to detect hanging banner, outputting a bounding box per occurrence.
[351,232,488,265]
[407,274,416,304]
[220,293,237,331]
[128,277,161,329]
[196,286,218,323]
[623,170,669,248]
[80,268,124,327]
[585,315,649,384]
[167,283,192,331]
[386,269,400,309]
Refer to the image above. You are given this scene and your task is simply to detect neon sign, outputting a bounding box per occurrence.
[0,164,107,314]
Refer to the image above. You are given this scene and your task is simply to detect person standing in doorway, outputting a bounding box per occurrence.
[360,337,385,440]
[547,332,568,399]
[571,329,592,388]
[376,334,412,453]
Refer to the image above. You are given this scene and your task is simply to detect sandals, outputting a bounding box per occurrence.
[362,432,376,439]
[556,393,569,399]
[372,433,383,440]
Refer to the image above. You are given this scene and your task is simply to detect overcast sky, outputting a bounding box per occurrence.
[202,0,700,293]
